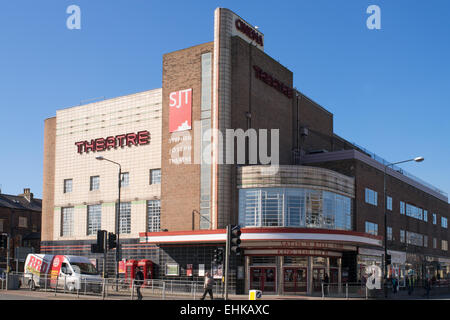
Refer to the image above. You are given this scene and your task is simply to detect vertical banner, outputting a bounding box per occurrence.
[187,264,193,277]
[169,88,192,133]
[50,255,64,288]
[198,264,205,277]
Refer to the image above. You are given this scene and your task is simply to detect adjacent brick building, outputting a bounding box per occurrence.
[0,188,42,271]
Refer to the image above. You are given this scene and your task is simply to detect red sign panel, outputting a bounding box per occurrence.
[169,89,192,133]
[50,255,64,287]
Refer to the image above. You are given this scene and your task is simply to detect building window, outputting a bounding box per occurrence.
[64,179,73,193]
[118,202,131,234]
[442,217,448,229]
[442,240,448,251]
[424,210,428,222]
[405,203,424,221]
[386,196,393,211]
[387,226,393,241]
[433,213,437,225]
[121,172,129,188]
[239,188,352,230]
[18,217,28,228]
[150,169,161,185]
[400,201,405,215]
[400,230,405,243]
[433,237,437,249]
[0,219,3,232]
[365,188,378,206]
[90,176,100,191]
[147,200,161,232]
[365,221,378,236]
[406,231,424,246]
[87,204,102,235]
[61,207,74,237]
[424,235,428,248]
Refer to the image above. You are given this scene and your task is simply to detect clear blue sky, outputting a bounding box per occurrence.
[0,0,449,199]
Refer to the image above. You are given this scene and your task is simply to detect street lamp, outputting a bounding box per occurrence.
[96,156,121,288]
[383,156,424,297]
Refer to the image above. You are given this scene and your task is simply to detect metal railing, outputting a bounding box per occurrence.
[321,282,450,299]
[1,272,224,300]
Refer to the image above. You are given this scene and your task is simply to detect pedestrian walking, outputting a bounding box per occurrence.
[134,266,144,300]
[424,276,431,299]
[200,272,214,300]
[323,273,329,297]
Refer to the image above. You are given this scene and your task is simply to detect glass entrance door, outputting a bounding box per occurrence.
[283,267,307,293]
[250,267,276,293]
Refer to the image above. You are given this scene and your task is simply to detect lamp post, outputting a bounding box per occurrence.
[96,156,121,288]
[383,156,424,298]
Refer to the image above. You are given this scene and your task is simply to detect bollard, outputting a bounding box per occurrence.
[365,285,368,299]
[55,276,58,296]
[131,281,134,300]
[84,278,87,295]
[45,274,47,292]
[64,276,67,294]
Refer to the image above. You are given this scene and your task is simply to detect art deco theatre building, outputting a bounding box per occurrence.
[41,8,449,295]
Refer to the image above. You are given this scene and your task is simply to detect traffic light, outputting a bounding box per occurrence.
[108,232,117,250]
[91,230,106,253]
[386,254,391,266]
[0,234,7,249]
[230,225,241,255]
[213,248,224,264]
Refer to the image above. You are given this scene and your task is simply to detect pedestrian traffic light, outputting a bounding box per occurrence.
[213,248,224,264]
[230,225,241,255]
[0,234,7,249]
[108,232,117,250]
[386,254,391,266]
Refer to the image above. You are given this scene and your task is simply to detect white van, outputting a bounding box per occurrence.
[24,254,102,292]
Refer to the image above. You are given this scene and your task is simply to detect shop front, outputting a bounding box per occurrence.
[242,228,383,295]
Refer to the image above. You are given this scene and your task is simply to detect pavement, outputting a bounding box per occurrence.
[2,288,450,300]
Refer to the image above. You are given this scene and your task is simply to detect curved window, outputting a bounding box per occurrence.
[239,188,352,230]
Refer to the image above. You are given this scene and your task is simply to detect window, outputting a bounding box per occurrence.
[406,231,424,246]
[147,200,161,232]
[400,201,405,215]
[90,176,100,191]
[442,217,448,229]
[120,172,129,188]
[118,202,131,234]
[150,169,161,185]
[365,188,378,206]
[365,221,378,236]
[386,196,393,211]
[442,240,448,251]
[18,217,27,228]
[61,207,74,237]
[87,204,102,235]
[387,226,393,241]
[406,203,424,221]
[0,219,3,232]
[400,230,405,243]
[424,210,428,222]
[238,188,352,230]
[64,179,73,193]
[433,213,437,225]
[433,237,437,249]
[424,235,428,248]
